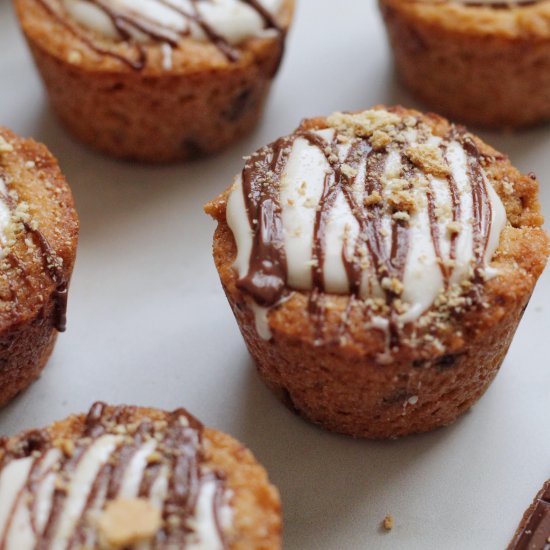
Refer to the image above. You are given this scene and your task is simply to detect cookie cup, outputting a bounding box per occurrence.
[0,404,282,549]
[380,0,550,128]
[206,109,548,439]
[14,0,295,162]
[0,128,78,406]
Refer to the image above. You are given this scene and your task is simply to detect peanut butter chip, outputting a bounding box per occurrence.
[98,498,162,549]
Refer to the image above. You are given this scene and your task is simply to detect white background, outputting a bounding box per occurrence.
[1,1,550,548]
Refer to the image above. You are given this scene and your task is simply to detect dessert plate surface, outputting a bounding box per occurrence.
[1,1,549,548]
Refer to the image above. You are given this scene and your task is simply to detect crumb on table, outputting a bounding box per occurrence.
[383,514,394,531]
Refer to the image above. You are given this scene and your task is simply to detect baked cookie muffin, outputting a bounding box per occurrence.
[206,106,549,439]
[0,401,281,549]
[0,128,78,407]
[14,0,295,162]
[379,0,550,129]
[509,479,550,549]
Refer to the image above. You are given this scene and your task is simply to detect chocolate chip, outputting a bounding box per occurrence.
[436,354,460,370]
[224,89,254,122]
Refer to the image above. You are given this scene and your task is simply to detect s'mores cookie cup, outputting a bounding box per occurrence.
[0,402,282,549]
[14,0,294,163]
[206,106,549,439]
[379,0,550,129]
[0,128,78,407]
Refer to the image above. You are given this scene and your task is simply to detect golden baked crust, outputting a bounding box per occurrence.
[384,0,550,38]
[205,105,549,439]
[380,0,550,127]
[15,0,295,74]
[0,404,282,550]
[14,0,295,162]
[0,127,78,406]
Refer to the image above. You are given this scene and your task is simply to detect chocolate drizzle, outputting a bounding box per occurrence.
[36,0,283,70]
[458,0,541,7]
[0,403,229,549]
[23,222,69,332]
[237,136,292,306]
[236,113,498,342]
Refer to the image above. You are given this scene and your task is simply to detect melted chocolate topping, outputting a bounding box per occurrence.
[0,403,229,549]
[35,0,284,70]
[23,223,69,333]
[457,0,541,7]
[237,116,495,339]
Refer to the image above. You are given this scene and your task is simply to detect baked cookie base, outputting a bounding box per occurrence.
[380,0,550,129]
[26,42,280,163]
[220,260,529,440]
[16,0,294,163]
[0,309,57,407]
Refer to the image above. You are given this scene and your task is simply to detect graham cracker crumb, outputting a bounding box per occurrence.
[327,110,401,139]
[98,498,161,549]
[146,451,163,465]
[370,129,393,150]
[54,438,75,458]
[405,144,450,178]
[364,191,382,206]
[0,137,13,153]
[68,50,83,64]
[382,277,404,295]
[447,221,461,236]
[383,514,394,531]
[341,163,358,179]
[388,190,417,213]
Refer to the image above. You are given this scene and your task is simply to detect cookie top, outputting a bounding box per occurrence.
[383,0,550,38]
[16,0,294,72]
[0,403,232,549]
[208,106,547,353]
[0,128,78,332]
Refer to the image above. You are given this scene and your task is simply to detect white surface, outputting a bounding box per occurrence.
[0,1,549,549]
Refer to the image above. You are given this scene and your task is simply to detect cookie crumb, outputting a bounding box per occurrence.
[383,514,394,531]
[0,137,13,153]
[327,109,400,139]
[67,50,82,64]
[405,144,450,178]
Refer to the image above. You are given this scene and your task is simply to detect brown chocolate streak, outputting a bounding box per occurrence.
[23,222,69,333]
[459,0,540,8]
[237,136,293,306]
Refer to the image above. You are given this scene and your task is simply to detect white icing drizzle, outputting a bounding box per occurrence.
[185,477,232,550]
[226,110,508,340]
[0,410,232,549]
[62,0,283,46]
